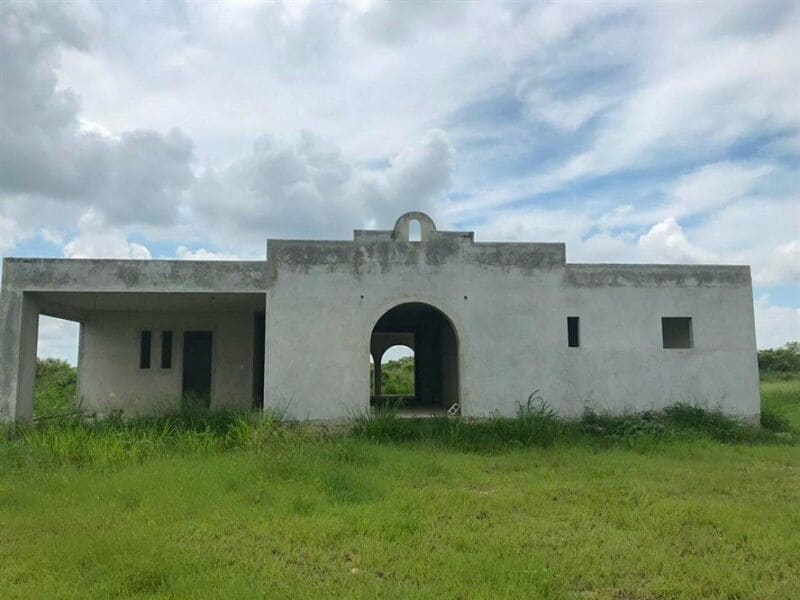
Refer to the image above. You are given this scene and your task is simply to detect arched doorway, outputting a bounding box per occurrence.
[370,302,459,415]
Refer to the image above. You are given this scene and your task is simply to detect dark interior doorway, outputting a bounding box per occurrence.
[370,303,459,414]
[182,331,212,406]
[252,312,265,409]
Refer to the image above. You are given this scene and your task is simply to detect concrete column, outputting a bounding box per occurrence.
[0,290,39,422]
[374,353,382,396]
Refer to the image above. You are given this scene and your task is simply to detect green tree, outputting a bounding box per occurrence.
[757,342,800,376]
[381,356,415,395]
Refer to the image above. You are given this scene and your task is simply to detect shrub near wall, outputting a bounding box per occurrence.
[758,342,800,380]
[34,359,77,418]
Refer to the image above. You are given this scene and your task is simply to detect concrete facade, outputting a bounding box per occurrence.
[1,212,760,422]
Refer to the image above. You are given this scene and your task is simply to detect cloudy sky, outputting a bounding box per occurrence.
[1,0,799,362]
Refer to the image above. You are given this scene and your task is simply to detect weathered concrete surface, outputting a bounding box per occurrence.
[565,264,751,287]
[0,290,39,421]
[2,259,268,292]
[1,257,266,422]
[1,212,760,422]
[264,213,760,421]
[78,310,256,416]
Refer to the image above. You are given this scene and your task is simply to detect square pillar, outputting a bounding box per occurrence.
[0,290,39,422]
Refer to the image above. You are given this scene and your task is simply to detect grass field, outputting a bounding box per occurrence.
[1,380,799,598]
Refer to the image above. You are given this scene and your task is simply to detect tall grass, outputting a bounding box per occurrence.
[761,377,800,431]
[3,376,797,598]
[4,398,793,473]
[1,411,290,470]
[354,401,794,451]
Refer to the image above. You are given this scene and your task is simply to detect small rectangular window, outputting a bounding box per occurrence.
[140,330,152,369]
[567,316,580,348]
[662,317,692,349]
[161,331,173,369]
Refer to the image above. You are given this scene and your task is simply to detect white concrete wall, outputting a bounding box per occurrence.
[79,310,256,416]
[549,282,760,419]
[265,233,759,421]
[2,225,760,423]
[0,290,40,421]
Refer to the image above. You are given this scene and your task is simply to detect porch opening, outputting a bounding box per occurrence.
[370,302,459,417]
[35,315,80,419]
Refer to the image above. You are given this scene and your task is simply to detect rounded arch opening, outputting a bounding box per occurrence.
[370,344,415,397]
[369,302,459,415]
[408,219,422,241]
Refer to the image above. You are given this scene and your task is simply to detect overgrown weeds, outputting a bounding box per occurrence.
[1,410,289,470]
[354,401,794,451]
[2,399,795,471]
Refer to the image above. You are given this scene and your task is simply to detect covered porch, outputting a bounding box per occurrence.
[1,259,267,421]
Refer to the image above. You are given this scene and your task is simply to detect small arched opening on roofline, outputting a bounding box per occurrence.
[393,212,437,243]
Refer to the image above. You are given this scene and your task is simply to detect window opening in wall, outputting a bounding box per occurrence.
[161,331,173,369]
[567,316,580,348]
[662,317,693,349]
[409,219,422,241]
[140,330,152,369]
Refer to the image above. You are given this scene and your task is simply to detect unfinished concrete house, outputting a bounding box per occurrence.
[1,212,761,423]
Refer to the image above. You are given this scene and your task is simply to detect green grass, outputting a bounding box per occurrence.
[1,381,799,598]
[761,378,800,431]
[33,358,77,419]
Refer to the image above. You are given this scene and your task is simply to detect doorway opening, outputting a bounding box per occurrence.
[252,312,265,409]
[370,302,459,416]
[182,330,213,408]
[371,344,415,401]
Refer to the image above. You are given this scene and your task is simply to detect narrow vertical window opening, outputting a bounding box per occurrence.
[662,317,693,349]
[161,331,173,369]
[140,330,152,369]
[567,316,580,348]
[409,219,421,241]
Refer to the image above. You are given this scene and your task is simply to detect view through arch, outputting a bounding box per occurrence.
[370,344,414,396]
[369,302,459,415]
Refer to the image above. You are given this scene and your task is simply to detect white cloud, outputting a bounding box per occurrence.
[175,246,241,261]
[62,210,151,259]
[758,240,800,286]
[686,197,799,286]
[1,1,195,228]
[0,209,68,254]
[518,89,612,132]
[0,215,27,252]
[548,6,800,186]
[63,233,151,260]
[191,128,454,246]
[669,162,771,217]
[477,206,592,245]
[638,218,716,264]
[754,295,800,350]
[2,1,798,350]
[37,316,80,364]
